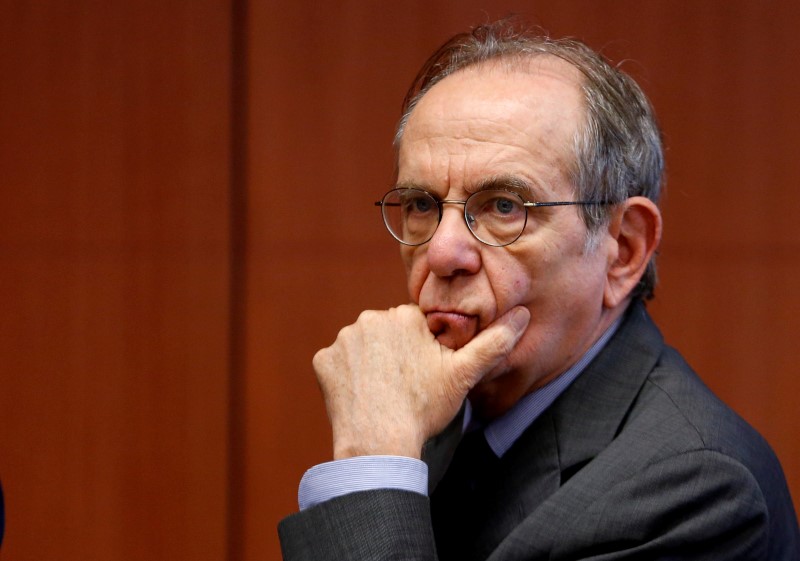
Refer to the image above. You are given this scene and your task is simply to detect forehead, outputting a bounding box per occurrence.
[397,56,585,196]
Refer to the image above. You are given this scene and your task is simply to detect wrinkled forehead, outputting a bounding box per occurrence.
[396,56,586,187]
[397,54,586,148]
[401,54,586,135]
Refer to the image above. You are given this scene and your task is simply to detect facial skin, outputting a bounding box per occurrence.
[397,58,625,419]
[312,55,659,458]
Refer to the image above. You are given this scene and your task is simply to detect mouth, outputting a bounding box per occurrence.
[426,311,479,350]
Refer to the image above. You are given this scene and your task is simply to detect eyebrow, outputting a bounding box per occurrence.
[471,175,544,201]
[392,174,547,201]
[393,180,429,192]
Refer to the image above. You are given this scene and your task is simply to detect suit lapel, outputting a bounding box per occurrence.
[486,303,667,559]
[487,303,666,559]
[425,303,667,559]
[475,410,561,557]
[548,302,664,479]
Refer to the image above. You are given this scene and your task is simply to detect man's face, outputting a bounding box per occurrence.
[397,58,616,418]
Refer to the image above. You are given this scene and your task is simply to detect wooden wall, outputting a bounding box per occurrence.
[0,2,232,559]
[1,1,797,560]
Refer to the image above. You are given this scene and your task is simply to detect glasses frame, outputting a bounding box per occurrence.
[375,187,611,247]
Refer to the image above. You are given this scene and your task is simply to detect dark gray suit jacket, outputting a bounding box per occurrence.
[279,304,800,559]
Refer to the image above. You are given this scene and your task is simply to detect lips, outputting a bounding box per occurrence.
[426,311,479,350]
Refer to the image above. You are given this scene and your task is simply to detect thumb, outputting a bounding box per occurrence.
[451,306,530,386]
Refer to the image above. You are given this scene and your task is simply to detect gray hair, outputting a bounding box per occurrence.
[394,20,664,300]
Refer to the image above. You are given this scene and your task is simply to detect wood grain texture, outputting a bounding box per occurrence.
[0,2,232,559]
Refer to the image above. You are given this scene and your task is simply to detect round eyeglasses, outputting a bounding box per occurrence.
[375,188,610,247]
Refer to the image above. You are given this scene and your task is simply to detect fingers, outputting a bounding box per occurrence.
[311,304,530,457]
[451,306,530,389]
[311,305,445,458]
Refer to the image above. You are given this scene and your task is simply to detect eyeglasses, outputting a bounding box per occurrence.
[375,188,610,247]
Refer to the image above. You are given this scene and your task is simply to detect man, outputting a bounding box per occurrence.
[279,21,799,560]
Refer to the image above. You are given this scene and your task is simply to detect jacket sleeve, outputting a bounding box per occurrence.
[278,489,438,561]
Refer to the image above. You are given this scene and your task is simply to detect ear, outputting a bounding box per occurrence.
[603,196,662,309]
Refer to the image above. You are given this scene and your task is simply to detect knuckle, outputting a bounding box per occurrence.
[312,348,329,374]
[312,347,326,365]
[357,309,378,323]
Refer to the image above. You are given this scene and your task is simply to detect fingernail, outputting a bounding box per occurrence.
[510,307,530,331]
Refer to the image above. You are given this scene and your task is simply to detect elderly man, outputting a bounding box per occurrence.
[278,22,799,560]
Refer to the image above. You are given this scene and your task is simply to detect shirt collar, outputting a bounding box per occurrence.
[465,315,623,457]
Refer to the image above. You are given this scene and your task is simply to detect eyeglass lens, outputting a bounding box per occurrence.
[380,188,528,247]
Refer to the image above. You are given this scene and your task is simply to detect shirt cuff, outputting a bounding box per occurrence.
[298,455,429,510]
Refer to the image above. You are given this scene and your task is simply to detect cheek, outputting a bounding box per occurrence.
[513,277,530,300]
[487,261,534,312]
[402,247,426,301]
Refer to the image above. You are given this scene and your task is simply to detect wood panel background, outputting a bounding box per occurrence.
[0,2,232,559]
[1,1,798,560]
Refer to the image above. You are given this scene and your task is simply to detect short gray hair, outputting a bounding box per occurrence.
[394,20,664,300]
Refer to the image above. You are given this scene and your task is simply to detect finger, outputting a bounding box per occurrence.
[451,306,530,387]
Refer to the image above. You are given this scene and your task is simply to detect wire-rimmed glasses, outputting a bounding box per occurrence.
[375,187,610,247]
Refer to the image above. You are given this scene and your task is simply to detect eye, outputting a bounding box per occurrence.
[412,195,434,213]
[465,189,528,246]
[472,191,524,220]
[399,191,436,216]
[494,197,516,215]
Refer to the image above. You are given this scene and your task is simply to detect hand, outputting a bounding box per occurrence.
[313,304,530,460]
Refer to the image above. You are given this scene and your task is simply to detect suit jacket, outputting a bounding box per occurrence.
[279,303,800,560]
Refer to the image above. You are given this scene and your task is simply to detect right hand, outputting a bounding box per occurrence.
[312,304,530,460]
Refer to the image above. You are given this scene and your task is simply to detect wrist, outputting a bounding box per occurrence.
[332,429,425,460]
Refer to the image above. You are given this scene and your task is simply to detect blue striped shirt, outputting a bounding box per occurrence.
[298,317,621,510]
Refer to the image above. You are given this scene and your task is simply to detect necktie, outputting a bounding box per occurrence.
[430,429,500,561]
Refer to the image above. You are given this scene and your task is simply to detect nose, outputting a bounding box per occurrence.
[425,205,482,277]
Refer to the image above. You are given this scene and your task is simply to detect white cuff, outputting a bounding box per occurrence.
[298,455,429,510]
